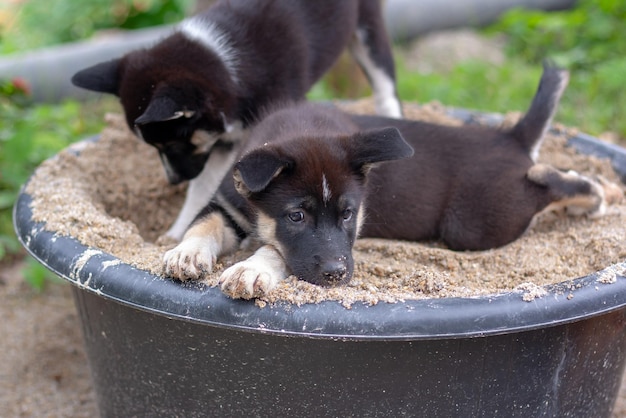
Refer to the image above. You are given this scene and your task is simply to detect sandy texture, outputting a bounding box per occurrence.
[24,100,626,308]
[0,263,97,417]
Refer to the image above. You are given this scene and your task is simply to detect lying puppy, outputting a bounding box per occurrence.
[165,64,618,299]
[71,0,401,240]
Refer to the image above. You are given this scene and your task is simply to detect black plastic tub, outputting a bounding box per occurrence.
[13,116,626,417]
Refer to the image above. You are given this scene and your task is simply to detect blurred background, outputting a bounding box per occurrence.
[0,0,625,284]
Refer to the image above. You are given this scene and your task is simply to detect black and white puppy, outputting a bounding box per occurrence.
[165,64,619,299]
[71,0,402,240]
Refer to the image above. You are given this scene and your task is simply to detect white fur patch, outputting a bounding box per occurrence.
[165,142,242,240]
[158,153,178,183]
[179,17,240,85]
[163,236,221,280]
[219,245,289,299]
[350,29,402,118]
[322,174,332,204]
[355,202,365,237]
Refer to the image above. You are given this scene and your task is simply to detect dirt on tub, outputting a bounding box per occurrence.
[25,100,626,308]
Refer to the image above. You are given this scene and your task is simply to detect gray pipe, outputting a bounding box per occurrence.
[0,26,171,102]
[384,0,577,42]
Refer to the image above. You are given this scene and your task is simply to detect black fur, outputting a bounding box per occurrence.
[166,64,606,294]
[71,0,399,185]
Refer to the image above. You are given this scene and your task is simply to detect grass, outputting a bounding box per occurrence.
[313,53,625,143]
[0,92,120,289]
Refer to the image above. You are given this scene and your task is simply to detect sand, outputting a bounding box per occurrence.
[24,100,626,308]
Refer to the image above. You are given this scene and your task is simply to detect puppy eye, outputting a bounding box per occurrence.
[342,209,353,221]
[288,210,305,223]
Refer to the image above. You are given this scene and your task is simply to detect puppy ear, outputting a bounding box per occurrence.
[71,59,122,95]
[234,150,291,196]
[348,127,414,174]
[134,96,196,125]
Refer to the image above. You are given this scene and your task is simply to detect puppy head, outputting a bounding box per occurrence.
[71,35,238,184]
[233,127,413,286]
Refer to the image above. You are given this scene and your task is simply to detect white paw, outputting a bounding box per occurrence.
[163,237,219,280]
[376,97,403,119]
[219,261,279,299]
[218,246,288,299]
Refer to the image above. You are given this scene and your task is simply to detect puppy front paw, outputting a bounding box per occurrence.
[163,237,219,280]
[218,245,288,299]
[219,261,280,299]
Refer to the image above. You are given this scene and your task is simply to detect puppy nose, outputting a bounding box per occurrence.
[321,260,348,284]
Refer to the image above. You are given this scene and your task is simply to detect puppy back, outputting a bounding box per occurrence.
[244,102,359,153]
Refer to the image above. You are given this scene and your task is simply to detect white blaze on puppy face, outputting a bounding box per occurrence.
[322,174,332,205]
[355,202,366,237]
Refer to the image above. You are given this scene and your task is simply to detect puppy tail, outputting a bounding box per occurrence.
[511,61,569,161]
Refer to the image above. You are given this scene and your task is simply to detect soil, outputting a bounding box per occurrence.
[0,262,97,417]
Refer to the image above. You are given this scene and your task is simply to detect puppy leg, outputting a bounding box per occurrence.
[163,212,239,280]
[219,245,289,299]
[528,164,622,218]
[165,177,210,241]
[165,140,242,241]
[351,0,402,118]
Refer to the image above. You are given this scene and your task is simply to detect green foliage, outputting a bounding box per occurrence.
[1,0,193,54]
[395,59,542,114]
[21,256,63,292]
[0,79,115,270]
[0,0,191,289]
[483,0,626,138]
[310,58,543,115]
[488,0,626,70]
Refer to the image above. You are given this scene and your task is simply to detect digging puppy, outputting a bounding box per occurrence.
[71,0,402,241]
[166,64,619,299]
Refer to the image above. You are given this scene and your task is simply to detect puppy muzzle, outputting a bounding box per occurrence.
[318,256,351,286]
